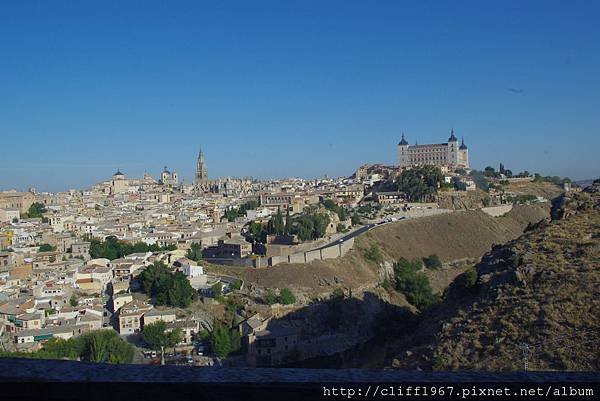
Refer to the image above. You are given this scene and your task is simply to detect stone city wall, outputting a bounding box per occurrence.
[268,238,355,267]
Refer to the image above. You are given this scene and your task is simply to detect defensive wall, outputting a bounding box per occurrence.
[268,238,355,266]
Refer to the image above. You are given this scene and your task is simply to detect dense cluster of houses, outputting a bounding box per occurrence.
[0,159,481,361]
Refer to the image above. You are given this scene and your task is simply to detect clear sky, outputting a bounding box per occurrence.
[1,1,599,192]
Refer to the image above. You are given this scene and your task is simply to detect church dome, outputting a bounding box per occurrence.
[113,170,124,177]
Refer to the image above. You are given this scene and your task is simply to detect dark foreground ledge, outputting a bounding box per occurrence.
[0,358,598,401]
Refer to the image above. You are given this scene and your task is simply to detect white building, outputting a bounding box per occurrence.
[397,130,469,169]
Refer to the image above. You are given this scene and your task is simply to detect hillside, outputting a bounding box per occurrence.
[361,204,550,263]
[504,180,565,200]
[391,181,600,371]
[208,204,551,300]
[436,189,492,210]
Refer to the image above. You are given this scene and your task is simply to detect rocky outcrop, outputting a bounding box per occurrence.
[393,181,600,371]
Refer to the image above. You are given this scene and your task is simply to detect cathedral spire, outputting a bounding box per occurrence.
[196,145,208,185]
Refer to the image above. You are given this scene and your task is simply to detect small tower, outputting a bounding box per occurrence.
[161,166,171,184]
[447,129,459,165]
[459,137,469,168]
[397,133,410,167]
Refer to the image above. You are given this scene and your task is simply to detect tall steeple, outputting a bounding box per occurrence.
[196,146,208,184]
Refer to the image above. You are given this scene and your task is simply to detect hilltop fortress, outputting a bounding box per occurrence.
[398,129,469,169]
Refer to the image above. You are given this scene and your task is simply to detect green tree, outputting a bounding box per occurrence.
[27,202,47,219]
[483,166,496,177]
[248,221,265,241]
[393,166,443,202]
[279,288,296,305]
[284,209,291,235]
[211,321,241,358]
[69,295,78,307]
[84,330,134,364]
[164,272,195,308]
[394,257,438,310]
[322,199,336,210]
[142,320,183,365]
[186,243,203,262]
[139,262,194,307]
[272,207,285,235]
[139,261,171,296]
[38,244,56,252]
[0,331,134,364]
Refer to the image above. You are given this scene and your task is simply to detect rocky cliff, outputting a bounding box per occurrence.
[391,181,600,371]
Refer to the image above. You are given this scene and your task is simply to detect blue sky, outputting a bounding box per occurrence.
[1,1,599,192]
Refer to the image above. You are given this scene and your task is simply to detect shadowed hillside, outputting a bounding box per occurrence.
[390,181,600,371]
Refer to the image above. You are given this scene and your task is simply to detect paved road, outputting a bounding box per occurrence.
[314,224,375,251]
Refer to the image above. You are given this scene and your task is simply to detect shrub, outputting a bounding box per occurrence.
[263,289,278,305]
[507,253,522,268]
[424,254,442,269]
[381,277,393,291]
[211,282,223,298]
[331,288,345,300]
[279,288,296,305]
[364,244,384,264]
[463,267,478,288]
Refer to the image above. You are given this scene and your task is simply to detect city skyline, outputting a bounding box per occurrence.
[1,1,599,191]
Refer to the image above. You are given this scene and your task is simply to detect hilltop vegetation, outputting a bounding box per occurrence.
[391,181,600,371]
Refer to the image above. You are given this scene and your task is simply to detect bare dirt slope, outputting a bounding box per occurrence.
[206,249,380,298]
[362,204,550,263]
[504,181,564,199]
[436,189,491,210]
